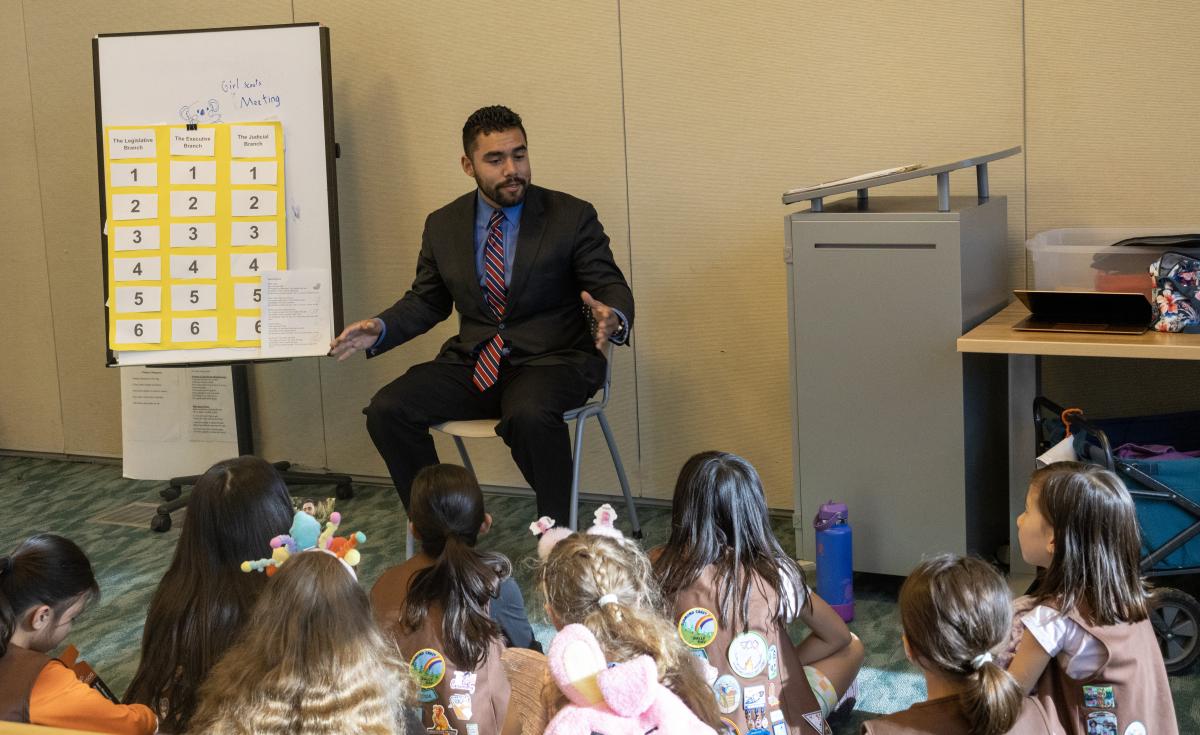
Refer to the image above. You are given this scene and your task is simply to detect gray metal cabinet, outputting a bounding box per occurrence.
[786,195,1009,576]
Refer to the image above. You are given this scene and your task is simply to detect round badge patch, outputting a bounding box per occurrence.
[679,607,719,648]
[713,674,742,714]
[409,648,446,689]
[719,717,741,735]
[1124,723,1146,735]
[727,631,770,679]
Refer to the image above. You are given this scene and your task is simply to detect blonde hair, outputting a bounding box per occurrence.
[540,533,722,728]
[901,555,1023,735]
[190,551,417,734]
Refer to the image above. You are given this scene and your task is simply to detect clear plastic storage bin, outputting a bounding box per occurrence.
[1027,226,1200,297]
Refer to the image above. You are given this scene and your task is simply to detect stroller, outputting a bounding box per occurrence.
[1034,396,1200,674]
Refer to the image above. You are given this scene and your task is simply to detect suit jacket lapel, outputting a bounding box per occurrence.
[450,192,486,318]
[508,185,546,315]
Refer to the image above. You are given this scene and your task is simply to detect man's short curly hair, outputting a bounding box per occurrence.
[462,105,526,156]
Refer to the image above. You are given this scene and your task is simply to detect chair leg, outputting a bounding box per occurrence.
[569,417,587,531]
[598,411,641,539]
[452,435,475,477]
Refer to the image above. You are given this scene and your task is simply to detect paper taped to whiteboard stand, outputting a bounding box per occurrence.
[260,268,332,358]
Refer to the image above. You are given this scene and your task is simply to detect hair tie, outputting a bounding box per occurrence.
[597,593,619,607]
[970,651,994,670]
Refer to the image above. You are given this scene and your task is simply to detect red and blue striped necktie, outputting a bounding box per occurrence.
[472,210,507,391]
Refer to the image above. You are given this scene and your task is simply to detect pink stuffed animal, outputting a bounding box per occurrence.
[544,623,717,735]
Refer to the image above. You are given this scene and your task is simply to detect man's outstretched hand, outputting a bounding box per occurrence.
[329,318,383,361]
[581,291,620,350]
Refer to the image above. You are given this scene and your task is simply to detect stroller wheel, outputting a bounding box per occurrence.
[1149,587,1200,674]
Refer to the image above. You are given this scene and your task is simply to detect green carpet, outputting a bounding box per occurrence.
[1,455,1194,732]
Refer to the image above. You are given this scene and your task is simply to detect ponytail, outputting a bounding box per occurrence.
[959,658,1024,735]
[0,535,99,657]
[900,555,1024,735]
[402,533,509,669]
[401,464,509,670]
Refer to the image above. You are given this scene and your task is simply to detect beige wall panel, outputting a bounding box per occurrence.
[296,1,638,497]
[0,0,64,453]
[22,1,294,457]
[621,1,1024,505]
[1026,1,1200,416]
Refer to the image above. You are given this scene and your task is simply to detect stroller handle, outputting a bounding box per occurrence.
[1033,396,1115,471]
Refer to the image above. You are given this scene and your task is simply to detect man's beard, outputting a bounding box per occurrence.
[480,175,528,207]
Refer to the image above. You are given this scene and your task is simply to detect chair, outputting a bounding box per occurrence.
[422,343,642,554]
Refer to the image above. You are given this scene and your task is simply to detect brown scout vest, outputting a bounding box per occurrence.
[668,563,829,735]
[1034,609,1178,735]
[371,555,510,735]
[860,694,1056,735]
[0,645,51,723]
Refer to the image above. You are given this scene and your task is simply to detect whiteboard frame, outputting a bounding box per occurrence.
[93,23,344,367]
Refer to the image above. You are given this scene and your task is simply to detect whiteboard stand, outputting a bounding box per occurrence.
[150,363,354,532]
[91,23,354,530]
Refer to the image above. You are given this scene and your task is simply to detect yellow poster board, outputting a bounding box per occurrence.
[103,122,285,350]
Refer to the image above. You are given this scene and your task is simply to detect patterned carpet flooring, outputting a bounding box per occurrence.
[1,455,1194,732]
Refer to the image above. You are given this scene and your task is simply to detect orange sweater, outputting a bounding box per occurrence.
[28,660,156,734]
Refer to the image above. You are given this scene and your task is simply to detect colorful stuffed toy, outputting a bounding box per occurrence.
[241,510,365,576]
[544,623,718,735]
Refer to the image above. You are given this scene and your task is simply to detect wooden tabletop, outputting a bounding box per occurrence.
[957,301,1200,360]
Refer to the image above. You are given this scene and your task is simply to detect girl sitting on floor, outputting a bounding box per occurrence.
[863,554,1054,735]
[0,533,156,733]
[124,455,295,733]
[652,450,863,735]
[1007,461,1178,735]
[190,549,420,734]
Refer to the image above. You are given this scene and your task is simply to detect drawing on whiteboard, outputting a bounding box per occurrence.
[179,99,222,123]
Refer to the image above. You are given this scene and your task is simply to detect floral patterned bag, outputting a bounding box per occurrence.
[1150,251,1200,332]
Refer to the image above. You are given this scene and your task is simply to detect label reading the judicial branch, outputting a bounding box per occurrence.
[169,128,216,157]
[108,129,157,159]
[230,125,277,158]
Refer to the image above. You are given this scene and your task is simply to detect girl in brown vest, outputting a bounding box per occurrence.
[1008,462,1178,735]
[863,554,1056,735]
[0,533,156,732]
[539,531,724,730]
[653,451,864,735]
[124,456,295,734]
[372,464,518,735]
[190,550,420,734]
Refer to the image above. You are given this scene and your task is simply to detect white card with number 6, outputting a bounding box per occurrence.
[236,316,263,341]
[115,319,161,343]
[172,317,217,342]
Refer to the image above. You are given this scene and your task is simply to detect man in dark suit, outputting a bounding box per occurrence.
[330,106,634,525]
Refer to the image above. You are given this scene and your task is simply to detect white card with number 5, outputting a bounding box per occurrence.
[115,286,161,313]
[171,284,217,311]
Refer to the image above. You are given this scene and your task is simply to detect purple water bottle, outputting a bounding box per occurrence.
[813,500,854,622]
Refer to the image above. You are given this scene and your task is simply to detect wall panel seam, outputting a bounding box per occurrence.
[21,0,67,454]
[1021,0,1029,286]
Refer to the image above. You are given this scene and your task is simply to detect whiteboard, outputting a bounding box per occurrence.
[94,23,342,366]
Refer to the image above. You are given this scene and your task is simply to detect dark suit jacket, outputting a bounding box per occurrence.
[369,185,634,379]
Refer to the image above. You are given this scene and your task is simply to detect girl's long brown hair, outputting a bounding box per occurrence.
[654,451,809,631]
[399,464,510,670]
[189,551,418,734]
[1030,462,1149,625]
[123,456,294,732]
[541,533,722,729]
[901,555,1024,735]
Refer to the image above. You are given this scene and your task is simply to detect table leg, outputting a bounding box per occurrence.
[1008,353,1038,594]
